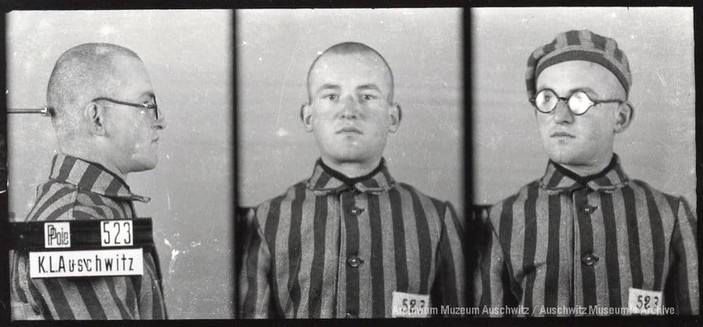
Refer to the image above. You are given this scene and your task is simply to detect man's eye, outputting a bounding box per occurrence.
[570,91,592,103]
[142,98,157,108]
[322,94,338,101]
[361,94,376,101]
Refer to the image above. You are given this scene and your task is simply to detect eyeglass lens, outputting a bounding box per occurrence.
[533,89,593,115]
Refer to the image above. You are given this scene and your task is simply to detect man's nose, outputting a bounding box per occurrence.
[340,95,360,119]
[552,100,574,124]
[152,115,166,130]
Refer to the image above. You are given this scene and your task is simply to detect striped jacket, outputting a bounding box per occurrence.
[474,155,699,316]
[239,159,466,318]
[10,154,167,320]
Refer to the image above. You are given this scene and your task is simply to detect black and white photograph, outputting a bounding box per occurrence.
[6,10,233,319]
[1,3,700,323]
[236,8,465,318]
[472,7,698,316]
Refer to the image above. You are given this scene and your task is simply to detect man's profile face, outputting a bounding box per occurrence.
[104,55,164,174]
[534,60,626,170]
[304,52,399,167]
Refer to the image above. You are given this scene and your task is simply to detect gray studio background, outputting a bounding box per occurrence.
[473,7,696,210]
[7,11,233,319]
[237,8,463,214]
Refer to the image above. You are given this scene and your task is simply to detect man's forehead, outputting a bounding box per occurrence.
[309,52,392,84]
[536,60,622,91]
[107,56,153,97]
[111,54,148,76]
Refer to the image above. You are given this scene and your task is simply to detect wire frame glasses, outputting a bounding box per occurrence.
[530,89,625,116]
[92,96,159,120]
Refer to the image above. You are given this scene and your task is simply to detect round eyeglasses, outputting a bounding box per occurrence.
[530,89,625,116]
[92,97,159,120]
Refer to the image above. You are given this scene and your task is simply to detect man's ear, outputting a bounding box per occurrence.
[613,101,634,134]
[301,104,314,132]
[388,103,401,133]
[84,102,106,136]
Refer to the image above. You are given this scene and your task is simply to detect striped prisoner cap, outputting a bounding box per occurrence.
[525,29,632,101]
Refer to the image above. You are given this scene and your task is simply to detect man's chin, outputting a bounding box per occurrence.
[330,156,365,164]
[128,157,158,173]
[325,151,373,164]
[321,144,385,166]
[144,158,158,170]
[546,150,579,166]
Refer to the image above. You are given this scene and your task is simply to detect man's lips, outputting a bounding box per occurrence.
[551,131,575,138]
[337,126,362,134]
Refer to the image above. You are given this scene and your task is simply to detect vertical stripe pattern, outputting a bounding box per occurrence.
[238,159,466,318]
[10,154,167,320]
[475,155,699,316]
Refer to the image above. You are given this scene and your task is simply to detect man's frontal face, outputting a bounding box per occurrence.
[307,52,395,166]
[534,60,625,170]
[107,56,163,174]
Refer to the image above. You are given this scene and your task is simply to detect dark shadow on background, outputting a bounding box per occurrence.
[463,7,477,309]
[0,11,9,323]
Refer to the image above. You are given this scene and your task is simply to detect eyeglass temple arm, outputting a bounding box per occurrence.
[6,106,53,116]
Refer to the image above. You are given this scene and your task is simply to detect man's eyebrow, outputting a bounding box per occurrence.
[136,92,157,105]
[138,91,156,99]
[536,85,599,96]
[315,84,340,94]
[356,84,382,92]
[567,87,597,95]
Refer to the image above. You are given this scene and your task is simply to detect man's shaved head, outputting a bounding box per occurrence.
[47,43,144,142]
[306,42,394,104]
[302,41,401,176]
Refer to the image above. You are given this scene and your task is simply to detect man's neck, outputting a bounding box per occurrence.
[320,157,382,179]
[61,146,127,181]
[556,154,615,179]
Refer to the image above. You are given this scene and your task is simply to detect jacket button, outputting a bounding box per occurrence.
[581,253,599,266]
[345,312,357,318]
[347,256,363,268]
[583,204,598,214]
[350,207,365,215]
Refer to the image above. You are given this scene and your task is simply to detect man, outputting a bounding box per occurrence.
[238,42,466,318]
[10,43,167,319]
[474,30,698,316]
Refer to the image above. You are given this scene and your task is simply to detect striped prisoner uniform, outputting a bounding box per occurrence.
[10,154,167,320]
[474,155,699,316]
[239,159,466,318]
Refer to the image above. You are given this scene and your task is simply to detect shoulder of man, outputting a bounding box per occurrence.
[27,178,124,222]
[627,178,695,221]
[394,181,456,217]
[248,179,310,224]
[485,179,541,223]
[393,182,465,235]
[25,179,80,222]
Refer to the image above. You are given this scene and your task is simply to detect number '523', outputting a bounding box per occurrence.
[101,221,133,246]
[636,295,659,310]
[402,299,426,310]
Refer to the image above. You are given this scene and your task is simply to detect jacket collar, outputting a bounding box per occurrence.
[49,154,151,203]
[539,154,629,194]
[307,158,396,195]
